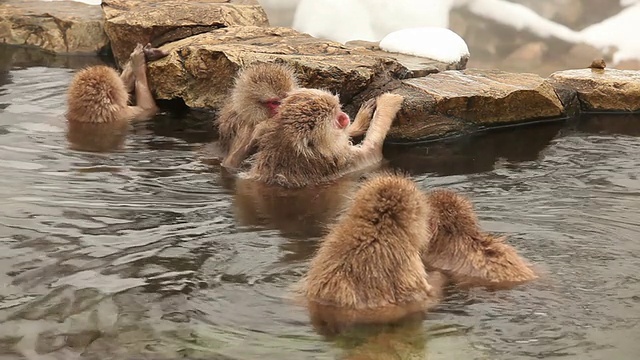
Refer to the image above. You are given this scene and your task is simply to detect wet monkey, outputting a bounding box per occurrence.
[295,173,446,334]
[423,189,538,289]
[216,62,378,169]
[66,43,168,124]
[246,89,404,188]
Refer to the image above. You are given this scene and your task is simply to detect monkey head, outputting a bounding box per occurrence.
[276,88,351,151]
[231,62,299,119]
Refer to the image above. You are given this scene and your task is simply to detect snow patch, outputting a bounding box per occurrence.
[466,0,581,43]
[380,27,470,64]
[580,3,640,64]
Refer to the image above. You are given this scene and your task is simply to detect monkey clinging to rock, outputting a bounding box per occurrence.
[295,173,446,334]
[246,89,403,188]
[424,189,538,290]
[66,43,167,124]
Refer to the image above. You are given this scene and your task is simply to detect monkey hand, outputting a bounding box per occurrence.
[348,98,378,137]
[143,43,169,62]
[373,93,404,127]
[376,93,404,114]
[130,43,146,70]
[358,97,377,120]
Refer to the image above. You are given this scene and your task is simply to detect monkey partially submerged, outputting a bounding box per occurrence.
[296,173,446,334]
[216,62,378,169]
[424,189,538,289]
[245,89,403,188]
[66,43,167,124]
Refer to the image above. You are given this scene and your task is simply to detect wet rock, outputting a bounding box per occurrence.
[102,0,269,67]
[146,26,450,110]
[0,0,108,54]
[549,69,640,112]
[385,69,565,141]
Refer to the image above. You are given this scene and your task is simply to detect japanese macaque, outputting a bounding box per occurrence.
[246,89,403,188]
[65,43,166,124]
[216,62,377,169]
[216,62,299,169]
[423,189,537,290]
[296,173,446,334]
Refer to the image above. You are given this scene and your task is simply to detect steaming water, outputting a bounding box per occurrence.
[0,46,639,360]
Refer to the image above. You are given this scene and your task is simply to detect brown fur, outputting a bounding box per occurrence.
[424,189,538,289]
[217,63,378,169]
[216,62,299,168]
[66,65,129,124]
[297,173,445,333]
[247,89,403,188]
[65,43,161,125]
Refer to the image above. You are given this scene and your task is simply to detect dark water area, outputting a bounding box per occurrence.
[0,45,639,360]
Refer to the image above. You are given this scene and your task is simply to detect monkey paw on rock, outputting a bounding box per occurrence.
[376,93,405,114]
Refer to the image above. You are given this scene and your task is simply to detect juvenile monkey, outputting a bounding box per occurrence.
[66,43,166,124]
[246,89,403,188]
[424,189,537,289]
[296,173,446,334]
[217,62,377,169]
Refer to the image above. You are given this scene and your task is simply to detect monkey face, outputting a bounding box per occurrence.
[233,62,299,119]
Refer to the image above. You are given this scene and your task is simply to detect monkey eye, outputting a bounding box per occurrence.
[265,99,281,106]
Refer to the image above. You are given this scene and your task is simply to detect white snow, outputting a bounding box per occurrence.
[621,0,639,7]
[292,0,377,43]
[466,0,581,43]
[292,0,455,43]
[580,3,640,64]
[379,27,469,64]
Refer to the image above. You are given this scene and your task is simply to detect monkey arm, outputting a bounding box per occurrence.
[347,98,376,138]
[221,121,269,169]
[349,93,403,169]
[360,93,403,152]
[119,61,135,94]
[127,44,159,122]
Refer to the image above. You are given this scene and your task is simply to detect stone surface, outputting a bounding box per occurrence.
[386,69,565,141]
[549,68,640,112]
[0,0,108,54]
[146,26,450,110]
[102,0,269,67]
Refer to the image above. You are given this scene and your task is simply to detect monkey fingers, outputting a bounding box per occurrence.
[347,98,377,138]
[143,43,169,62]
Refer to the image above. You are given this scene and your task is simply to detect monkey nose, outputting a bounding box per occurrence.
[337,113,350,129]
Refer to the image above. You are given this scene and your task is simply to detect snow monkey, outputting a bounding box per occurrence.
[246,89,403,188]
[216,62,378,169]
[296,173,446,334]
[66,43,167,124]
[424,189,538,289]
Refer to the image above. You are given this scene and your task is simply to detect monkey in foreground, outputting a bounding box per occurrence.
[66,43,167,124]
[423,189,538,290]
[216,62,377,169]
[246,89,403,188]
[295,173,446,334]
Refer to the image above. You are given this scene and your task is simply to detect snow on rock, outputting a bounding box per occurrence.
[379,27,470,64]
[580,3,640,64]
